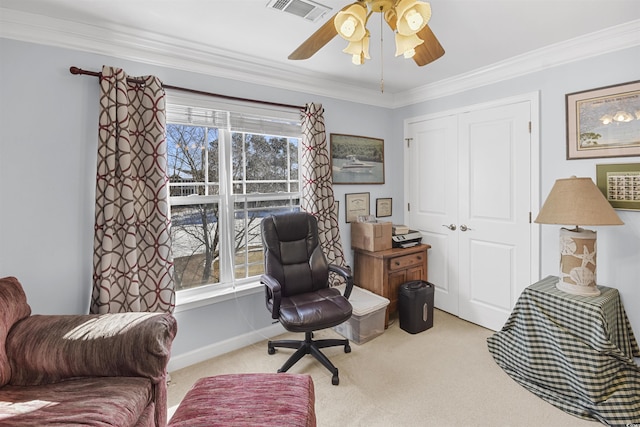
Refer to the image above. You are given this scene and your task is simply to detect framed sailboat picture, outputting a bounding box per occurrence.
[330,134,385,184]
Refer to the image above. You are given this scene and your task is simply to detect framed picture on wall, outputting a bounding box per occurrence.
[596,163,640,211]
[566,80,640,159]
[376,198,392,217]
[345,192,370,223]
[330,134,385,184]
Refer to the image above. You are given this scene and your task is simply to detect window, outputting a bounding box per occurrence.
[166,91,301,299]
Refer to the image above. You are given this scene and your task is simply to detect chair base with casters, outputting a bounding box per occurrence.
[268,331,351,385]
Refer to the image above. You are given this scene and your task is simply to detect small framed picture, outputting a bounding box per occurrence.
[376,198,392,217]
[345,192,370,223]
[596,163,640,211]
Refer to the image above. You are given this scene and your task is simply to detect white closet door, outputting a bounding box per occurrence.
[405,114,459,315]
[458,101,532,331]
[405,99,532,331]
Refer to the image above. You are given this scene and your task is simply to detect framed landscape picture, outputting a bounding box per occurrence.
[330,134,385,184]
[566,80,640,159]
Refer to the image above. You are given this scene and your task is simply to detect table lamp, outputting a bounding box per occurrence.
[534,176,623,296]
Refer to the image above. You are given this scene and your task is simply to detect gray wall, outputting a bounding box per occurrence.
[1,37,638,367]
[0,38,404,367]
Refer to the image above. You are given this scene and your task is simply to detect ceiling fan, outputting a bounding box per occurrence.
[288,0,445,66]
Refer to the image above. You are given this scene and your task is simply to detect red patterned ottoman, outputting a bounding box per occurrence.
[168,373,316,427]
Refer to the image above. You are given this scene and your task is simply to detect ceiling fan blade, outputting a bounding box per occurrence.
[412,24,445,66]
[288,12,339,60]
[288,2,365,60]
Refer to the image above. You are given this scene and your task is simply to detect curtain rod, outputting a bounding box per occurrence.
[69,66,304,111]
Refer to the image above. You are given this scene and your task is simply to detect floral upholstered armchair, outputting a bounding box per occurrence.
[0,276,177,426]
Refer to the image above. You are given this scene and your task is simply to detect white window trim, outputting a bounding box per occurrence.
[173,278,263,313]
[166,89,301,309]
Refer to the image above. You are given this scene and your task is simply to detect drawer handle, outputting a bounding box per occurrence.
[417,256,422,260]
[395,261,400,266]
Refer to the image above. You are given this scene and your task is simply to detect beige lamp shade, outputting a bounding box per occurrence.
[535,176,623,296]
[534,176,623,226]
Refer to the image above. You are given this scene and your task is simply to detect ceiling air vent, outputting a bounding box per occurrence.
[267,0,331,22]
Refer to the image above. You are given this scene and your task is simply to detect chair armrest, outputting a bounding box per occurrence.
[6,312,177,386]
[329,264,354,299]
[261,274,282,320]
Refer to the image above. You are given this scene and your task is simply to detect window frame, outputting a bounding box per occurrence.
[165,90,302,308]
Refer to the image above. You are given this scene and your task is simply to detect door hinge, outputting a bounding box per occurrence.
[528,121,532,133]
[408,203,411,212]
[405,137,413,148]
[529,212,532,223]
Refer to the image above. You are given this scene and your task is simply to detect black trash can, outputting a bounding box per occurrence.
[399,280,434,334]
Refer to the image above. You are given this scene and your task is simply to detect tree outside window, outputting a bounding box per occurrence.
[167,120,300,292]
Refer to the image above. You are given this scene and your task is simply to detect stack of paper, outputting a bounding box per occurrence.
[392,224,409,235]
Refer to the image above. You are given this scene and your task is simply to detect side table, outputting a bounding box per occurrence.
[487,275,640,425]
[353,244,430,328]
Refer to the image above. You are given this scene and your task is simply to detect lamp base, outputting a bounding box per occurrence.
[555,279,600,296]
[557,227,600,297]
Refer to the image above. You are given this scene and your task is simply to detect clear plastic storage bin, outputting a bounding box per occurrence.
[332,284,390,344]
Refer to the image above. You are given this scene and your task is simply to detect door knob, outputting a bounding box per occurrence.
[460,224,473,232]
[442,224,456,231]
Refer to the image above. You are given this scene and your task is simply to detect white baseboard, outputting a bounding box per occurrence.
[167,322,286,372]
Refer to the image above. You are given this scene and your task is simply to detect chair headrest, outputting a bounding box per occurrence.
[267,212,316,242]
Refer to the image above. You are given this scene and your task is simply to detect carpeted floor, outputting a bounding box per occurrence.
[167,309,596,426]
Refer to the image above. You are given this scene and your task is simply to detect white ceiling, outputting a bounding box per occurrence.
[1,0,639,104]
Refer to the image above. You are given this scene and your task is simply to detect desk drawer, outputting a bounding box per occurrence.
[388,253,424,271]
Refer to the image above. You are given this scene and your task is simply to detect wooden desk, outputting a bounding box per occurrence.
[487,276,640,425]
[353,244,430,328]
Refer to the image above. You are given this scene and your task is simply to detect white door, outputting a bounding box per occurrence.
[457,102,532,331]
[405,99,534,331]
[405,114,460,315]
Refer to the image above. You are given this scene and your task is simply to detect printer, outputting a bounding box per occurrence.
[391,229,423,248]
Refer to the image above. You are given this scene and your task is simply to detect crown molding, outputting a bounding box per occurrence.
[393,19,640,108]
[2,8,638,109]
[0,8,394,108]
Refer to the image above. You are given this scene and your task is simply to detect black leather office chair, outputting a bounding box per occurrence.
[261,211,354,385]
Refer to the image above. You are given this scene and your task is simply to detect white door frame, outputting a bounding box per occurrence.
[403,91,541,293]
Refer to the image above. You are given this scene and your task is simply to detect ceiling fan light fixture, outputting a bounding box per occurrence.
[334,3,368,41]
[395,0,431,35]
[394,32,424,57]
[288,0,445,68]
[403,48,416,58]
[342,30,370,64]
[339,16,358,37]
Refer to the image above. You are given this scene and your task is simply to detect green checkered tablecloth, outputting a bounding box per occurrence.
[487,276,640,426]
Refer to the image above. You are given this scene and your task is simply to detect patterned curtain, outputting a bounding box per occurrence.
[300,103,347,278]
[91,66,175,314]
